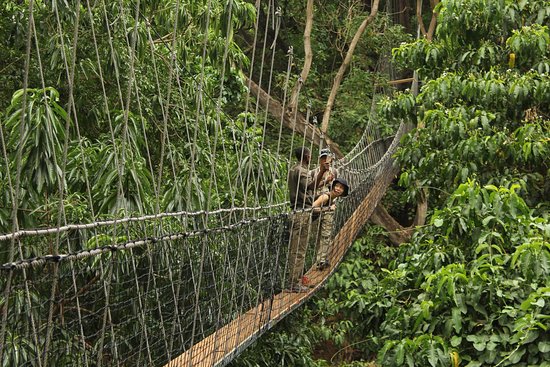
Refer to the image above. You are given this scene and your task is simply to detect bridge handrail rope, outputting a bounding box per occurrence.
[0,203,289,242]
[336,135,394,169]
[0,130,395,270]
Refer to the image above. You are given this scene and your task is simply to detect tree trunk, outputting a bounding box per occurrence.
[370,184,428,245]
[245,76,344,158]
[398,0,411,31]
[288,0,314,113]
[370,204,412,245]
[320,0,380,134]
[416,0,440,41]
[412,187,428,227]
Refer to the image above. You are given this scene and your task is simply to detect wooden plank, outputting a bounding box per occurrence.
[164,291,305,367]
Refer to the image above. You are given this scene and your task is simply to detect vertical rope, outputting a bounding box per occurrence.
[261,9,283,209]
[84,1,124,363]
[42,2,82,364]
[152,0,180,214]
[95,256,118,367]
[117,0,140,214]
[0,2,36,361]
[98,0,126,209]
[34,2,91,364]
[130,243,154,366]
[188,233,210,366]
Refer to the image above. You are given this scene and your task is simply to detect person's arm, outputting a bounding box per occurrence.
[316,166,336,190]
[326,167,338,185]
[308,167,326,191]
[321,172,335,188]
[333,167,339,178]
[312,193,330,208]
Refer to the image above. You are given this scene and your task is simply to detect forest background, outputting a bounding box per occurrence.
[0,0,549,366]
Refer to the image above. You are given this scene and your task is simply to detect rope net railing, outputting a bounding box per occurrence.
[0,127,403,367]
[166,124,408,367]
[0,1,407,366]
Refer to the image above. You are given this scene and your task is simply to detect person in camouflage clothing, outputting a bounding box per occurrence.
[311,177,349,270]
[286,147,324,292]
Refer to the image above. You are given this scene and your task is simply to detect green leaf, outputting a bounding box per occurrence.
[533,298,545,307]
[396,343,405,365]
[486,341,497,351]
[464,361,482,367]
[507,347,526,364]
[452,307,462,333]
[524,330,539,344]
[428,343,438,367]
[482,216,495,226]
[459,217,468,232]
[451,336,462,347]
[406,353,415,367]
[538,341,550,353]
[473,341,486,351]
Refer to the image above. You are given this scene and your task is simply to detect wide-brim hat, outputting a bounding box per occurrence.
[332,177,349,197]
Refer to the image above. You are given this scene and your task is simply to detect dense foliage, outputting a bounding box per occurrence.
[236,0,549,366]
[1,0,549,366]
[0,0,290,235]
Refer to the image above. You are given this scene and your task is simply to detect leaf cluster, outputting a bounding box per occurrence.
[381,0,550,211]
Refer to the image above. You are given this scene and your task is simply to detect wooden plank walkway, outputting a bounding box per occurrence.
[165,161,398,367]
[164,262,335,367]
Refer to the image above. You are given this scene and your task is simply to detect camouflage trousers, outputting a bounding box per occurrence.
[312,209,334,264]
[287,211,312,286]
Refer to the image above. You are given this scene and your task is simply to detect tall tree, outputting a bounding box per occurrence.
[245,0,388,156]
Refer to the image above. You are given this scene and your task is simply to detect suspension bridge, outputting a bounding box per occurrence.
[0,123,406,367]
[0,1,410,366]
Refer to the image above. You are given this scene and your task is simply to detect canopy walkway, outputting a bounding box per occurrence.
[0,122,406,367]
[0,1,410,366]
[165,123,407,367]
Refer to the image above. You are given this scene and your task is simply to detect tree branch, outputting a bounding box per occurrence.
[245,75,343,157]
[320,0,380,134]
[416,0,428,38]
[416,0,440,41]
[288,0,314,113]
[426,0,440,41]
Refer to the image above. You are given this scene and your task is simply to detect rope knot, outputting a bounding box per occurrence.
[44,254,61,263]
